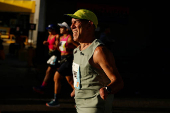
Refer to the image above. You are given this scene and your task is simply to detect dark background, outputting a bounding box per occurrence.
[36,1,159,98]
[0,1,169,99]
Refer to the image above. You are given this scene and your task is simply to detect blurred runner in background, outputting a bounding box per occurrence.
[46,22,79,107]
[33,24,61,94]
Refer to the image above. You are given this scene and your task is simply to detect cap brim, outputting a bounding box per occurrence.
[46,27,51,30]
[58,23,71,30]
[57,23,65,27]
[66,14,82,19]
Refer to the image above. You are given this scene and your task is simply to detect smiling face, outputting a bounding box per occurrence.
[71,18,89,42]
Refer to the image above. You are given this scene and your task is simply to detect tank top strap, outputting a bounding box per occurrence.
[61,35,70,41]
[66,34,70,40]
[80,39,104,60]
[48,35,56,40]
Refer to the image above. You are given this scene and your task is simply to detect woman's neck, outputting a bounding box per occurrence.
[63,33,69,38]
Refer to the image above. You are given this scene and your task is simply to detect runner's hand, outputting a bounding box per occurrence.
[71,89,75,97]
[100,87,108,100]
[43,41,49,45]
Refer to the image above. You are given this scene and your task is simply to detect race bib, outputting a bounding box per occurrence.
[72,62,81,89]
[47,55,57,65]
[59,41,66,51]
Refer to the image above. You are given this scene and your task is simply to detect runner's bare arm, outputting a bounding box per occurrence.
[93,46,124,94]
[54,34,60,51]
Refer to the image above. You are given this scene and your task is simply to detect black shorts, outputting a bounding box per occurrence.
[58,55,73,76]
[47,50,61,68]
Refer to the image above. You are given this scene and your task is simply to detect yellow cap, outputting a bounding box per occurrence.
[67,9,98,28]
